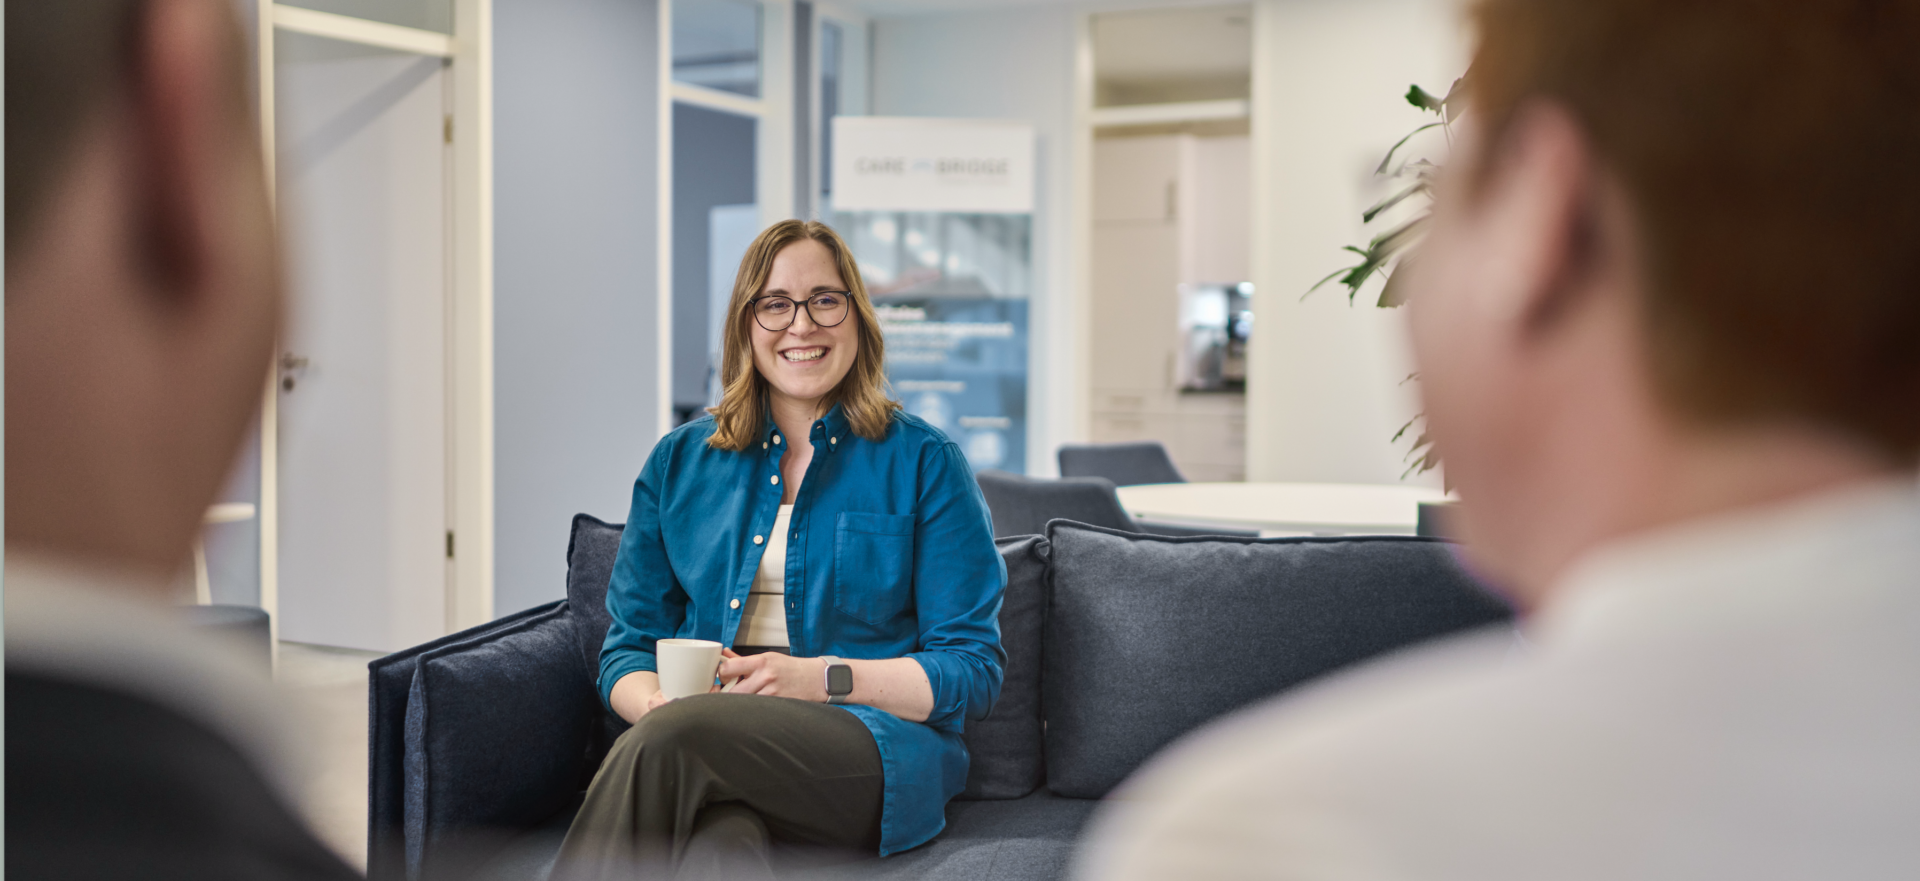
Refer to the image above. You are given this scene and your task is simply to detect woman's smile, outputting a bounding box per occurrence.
[779,345,830,363]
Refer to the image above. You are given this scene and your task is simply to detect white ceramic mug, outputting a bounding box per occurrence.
[656,638,723,699]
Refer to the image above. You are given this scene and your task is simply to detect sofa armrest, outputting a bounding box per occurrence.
[369,601,563,881]
[405,602,605,879]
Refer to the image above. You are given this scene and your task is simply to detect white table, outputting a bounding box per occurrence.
[1116,482,1448,536]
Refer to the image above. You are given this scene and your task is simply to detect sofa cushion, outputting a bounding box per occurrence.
[368,602,561,881]
[788,789,1098,881]
[565,513,625,683]
[1041,522,1513,798]
[958,535,1049,800]
[565,514,633,770]
[404,604,599,878]
[471,789,1097,881]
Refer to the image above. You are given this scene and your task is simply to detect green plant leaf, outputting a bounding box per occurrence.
[1306,246,1379,299]
[1367,214,1428,255]
[1305,265,1354,296]
[1361,181,1430,224]
[1374,122,1445,175]
[1406,84,1445,113]
[1400,445,1442,480]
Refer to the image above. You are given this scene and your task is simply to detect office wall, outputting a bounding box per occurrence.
[494,0,661,616]
[870,6,1079,475]
[1245,0,1465,486]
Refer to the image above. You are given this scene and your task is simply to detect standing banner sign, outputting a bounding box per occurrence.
[831,117,1036,474]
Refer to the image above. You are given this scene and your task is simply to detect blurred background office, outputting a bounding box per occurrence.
[183,0,1462,867]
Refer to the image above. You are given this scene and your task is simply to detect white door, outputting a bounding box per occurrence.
[273,36,452,652]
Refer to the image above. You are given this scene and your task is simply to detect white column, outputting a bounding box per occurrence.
[1244,0,1463,486]
[450,0,496,629]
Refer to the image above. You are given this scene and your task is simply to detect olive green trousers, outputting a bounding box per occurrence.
[551,693,885,881]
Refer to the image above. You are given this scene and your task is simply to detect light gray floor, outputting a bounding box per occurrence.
[278,640,383,872]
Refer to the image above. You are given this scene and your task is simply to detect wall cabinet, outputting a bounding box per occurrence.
[1090,133,1250,481]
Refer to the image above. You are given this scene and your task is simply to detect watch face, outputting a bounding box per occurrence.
[826,663,854,696]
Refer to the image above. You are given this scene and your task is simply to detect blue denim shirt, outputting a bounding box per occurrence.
[598,405,1007,855]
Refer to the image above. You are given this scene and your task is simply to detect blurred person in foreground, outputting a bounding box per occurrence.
[6,1,359,878]
[1078,1,1920,879]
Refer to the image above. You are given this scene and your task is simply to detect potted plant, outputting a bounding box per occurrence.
[1309,76,1465,482]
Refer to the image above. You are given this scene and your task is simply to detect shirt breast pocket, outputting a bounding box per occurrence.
[833,511,917,626]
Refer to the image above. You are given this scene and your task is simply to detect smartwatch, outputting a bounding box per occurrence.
[819,656,853,705]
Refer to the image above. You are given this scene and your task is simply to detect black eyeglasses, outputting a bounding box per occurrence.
[750,291,852,332]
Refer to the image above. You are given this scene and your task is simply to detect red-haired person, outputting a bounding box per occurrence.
[1081,2,1920,878]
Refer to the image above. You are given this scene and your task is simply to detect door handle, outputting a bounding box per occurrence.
[279,354,310,392]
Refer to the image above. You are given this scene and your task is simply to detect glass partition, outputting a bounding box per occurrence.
[837,211,1033,474]
[672,104,758,424]
[674,0,762,98]
[819,19,843,203]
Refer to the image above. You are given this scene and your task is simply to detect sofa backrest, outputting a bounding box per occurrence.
[1040,521,1513,798]
[554,514,1513,805]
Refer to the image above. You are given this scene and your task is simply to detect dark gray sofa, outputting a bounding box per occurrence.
[369,515,1512,881]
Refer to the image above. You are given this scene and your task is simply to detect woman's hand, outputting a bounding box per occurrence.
[609,670,667,724]
[718,649,828,702]
[611,667,730,724]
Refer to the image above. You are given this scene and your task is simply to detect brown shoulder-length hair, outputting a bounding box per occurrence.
[706,220,899,451]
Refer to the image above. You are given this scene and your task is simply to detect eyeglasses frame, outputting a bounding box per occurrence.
[748,291,854,332]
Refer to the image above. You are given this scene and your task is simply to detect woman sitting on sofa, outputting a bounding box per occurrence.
[553,220,1007,879]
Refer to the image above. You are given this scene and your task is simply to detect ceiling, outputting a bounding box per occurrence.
[849,0,1242,20]
[849,0,1073,14]
[1093,4,1252,84]
[844,0,1254,91]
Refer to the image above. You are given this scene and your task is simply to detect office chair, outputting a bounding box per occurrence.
[974,470,1258,539]
[974,470,1141,538]
[1056,441,1186,487]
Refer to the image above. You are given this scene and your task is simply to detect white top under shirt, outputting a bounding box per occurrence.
[738,504,793,648]
[1078,476,1920,881]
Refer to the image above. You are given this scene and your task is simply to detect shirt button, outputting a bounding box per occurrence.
[753,535,763,545]
[762,442,768,449]
[730,598,741,609]
[771,475,779,485]
[830,437,837,445]
[773,435,782,445]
